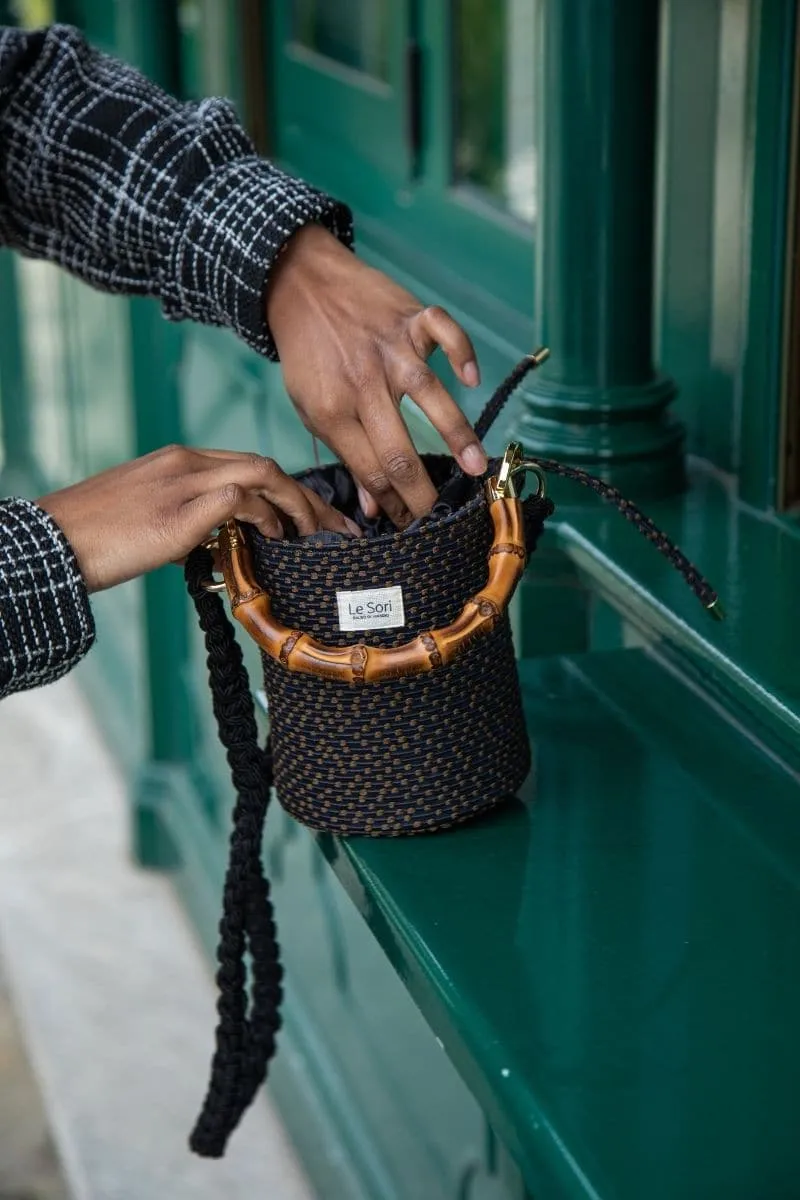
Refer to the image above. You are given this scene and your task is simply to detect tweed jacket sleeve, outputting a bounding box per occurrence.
[0,500,95,699]
[0,22,354,357]
[0,22,354,697]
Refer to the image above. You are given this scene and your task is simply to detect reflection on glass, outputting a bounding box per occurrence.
[454,0,537,224]
[291,0,390,82]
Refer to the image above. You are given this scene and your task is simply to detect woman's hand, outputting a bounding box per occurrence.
[38,444,359,593]
[266,224,488,528]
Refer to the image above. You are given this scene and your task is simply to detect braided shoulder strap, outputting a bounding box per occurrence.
[185,548,283,1158]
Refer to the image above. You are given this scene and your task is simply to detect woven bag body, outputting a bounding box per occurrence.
[251,456,548,836]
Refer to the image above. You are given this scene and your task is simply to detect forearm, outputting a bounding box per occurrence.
[0,23,353,357]
[0,499,95,699]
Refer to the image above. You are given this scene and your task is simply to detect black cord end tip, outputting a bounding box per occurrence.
[189,1132,226,1159]
[706,597,726,622]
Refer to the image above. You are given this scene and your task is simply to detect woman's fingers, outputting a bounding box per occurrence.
[185,450,359,537]
[186,485,285,542]
[36,444,359,594]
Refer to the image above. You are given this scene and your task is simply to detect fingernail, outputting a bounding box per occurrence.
[462,360,480,387]
[357,484,379,519]
[460,443,488,474]
[345,517,362,537]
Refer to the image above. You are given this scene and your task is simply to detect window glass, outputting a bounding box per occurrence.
[291,0,391,82]
[453,0,537,224]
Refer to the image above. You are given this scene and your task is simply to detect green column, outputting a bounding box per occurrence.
[514,0,684,499]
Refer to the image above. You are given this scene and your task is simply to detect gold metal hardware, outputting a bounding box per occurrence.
[200,532,226,593]
[705,597,726,622]
[486,441,547,504]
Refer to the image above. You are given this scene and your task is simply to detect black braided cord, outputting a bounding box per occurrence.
[532,459,718,608]
[185,547,283,1159]
[474,353,543,444]
[474,356,721,611]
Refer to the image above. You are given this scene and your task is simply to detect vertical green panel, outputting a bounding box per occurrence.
[656,0,798,502]
[176,0,244,107]
[451,0,537,228]
[113,0,181,85]
[0,253,32,493]
[453,1,507,199]
[273,0,412,189]
[290,0,391,81]
[513,0,683,500]
[13,263,73,491]
[53,0,114,46]
[655,0,728,469]
[739,0,798,507]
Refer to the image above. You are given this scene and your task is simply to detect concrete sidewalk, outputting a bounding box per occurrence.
[0,674,315,1200]
[0,964,69,1200]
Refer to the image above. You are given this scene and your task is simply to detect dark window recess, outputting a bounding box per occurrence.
[239,0,270,154]
[404,38,423,177]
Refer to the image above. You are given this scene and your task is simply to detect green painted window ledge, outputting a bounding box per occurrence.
[244,446,798,1196]
[548,463,800,759]
[318,649,800,1200]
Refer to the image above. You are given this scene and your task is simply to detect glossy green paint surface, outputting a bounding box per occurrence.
[323,648,800,1200]
[738,0,798,508]
[550,464,800,756]
[512,0,682,498]
[273,0,411,188]
[656,0,798,507]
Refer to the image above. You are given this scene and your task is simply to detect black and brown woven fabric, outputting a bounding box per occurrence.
[252,458,551,837]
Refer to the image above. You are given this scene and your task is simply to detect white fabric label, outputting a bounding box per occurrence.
[336,585,406,631]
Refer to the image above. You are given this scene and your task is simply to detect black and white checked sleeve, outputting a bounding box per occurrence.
[0,23,355,695]
[0,499,95,699]
[0,22,354,358]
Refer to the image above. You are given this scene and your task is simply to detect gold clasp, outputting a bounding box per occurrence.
[200,521,240,594]
[486,442,547,504]
[200,532,226,592]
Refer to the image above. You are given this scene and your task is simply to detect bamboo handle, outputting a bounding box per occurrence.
[212,497,526,685]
